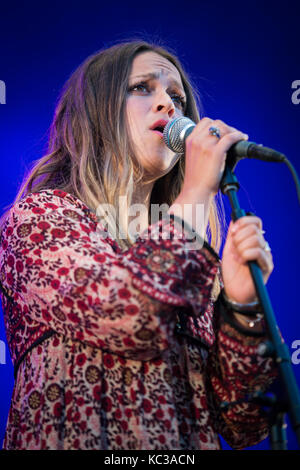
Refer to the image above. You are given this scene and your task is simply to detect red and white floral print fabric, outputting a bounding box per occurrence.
[0,189,276,450]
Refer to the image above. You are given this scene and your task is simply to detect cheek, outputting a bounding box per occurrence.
[126,104,141,134]
[126,103,149,147]
[127,97,149,122]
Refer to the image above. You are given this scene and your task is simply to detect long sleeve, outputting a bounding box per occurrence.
[0,189,220,366]
[1,189,278,451]
[205,296,278,449]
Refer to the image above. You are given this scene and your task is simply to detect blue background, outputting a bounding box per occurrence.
[0,0,299,450]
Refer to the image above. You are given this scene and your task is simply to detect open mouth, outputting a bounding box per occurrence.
[150,120,168,137]
[152,126,165,135]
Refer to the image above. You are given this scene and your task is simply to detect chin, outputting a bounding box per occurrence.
[139,147,180,179]
[149,158,177,178]
[161,152,180,173]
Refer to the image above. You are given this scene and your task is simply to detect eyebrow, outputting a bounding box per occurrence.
[129,72,185,95]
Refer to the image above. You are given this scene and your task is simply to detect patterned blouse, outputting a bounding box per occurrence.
[0,189,276,450]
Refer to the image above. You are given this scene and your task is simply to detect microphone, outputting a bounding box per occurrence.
[163,117,286,165]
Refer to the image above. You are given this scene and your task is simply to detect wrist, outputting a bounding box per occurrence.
[169,188,213,238]
[219,289,265,335]
[232,311,264,333]
[178,186,214,205]
[221,289,261,313]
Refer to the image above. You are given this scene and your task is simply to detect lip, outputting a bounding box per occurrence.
[151,129,164,138]
[150,119,169,137]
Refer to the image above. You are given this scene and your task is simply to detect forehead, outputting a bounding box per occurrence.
[130,51,183,85]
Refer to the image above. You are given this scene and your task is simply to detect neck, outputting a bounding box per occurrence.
[128,181,154,237]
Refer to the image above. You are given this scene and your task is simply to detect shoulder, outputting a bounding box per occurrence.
[1,189,119,253]
[9,189,98,224]
[4,189,104,236]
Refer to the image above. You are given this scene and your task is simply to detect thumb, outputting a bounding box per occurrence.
[228,219,237,236]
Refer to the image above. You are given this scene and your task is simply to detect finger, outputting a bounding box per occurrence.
[235,234,266,254]
[233,229,274,263]
[186,118,216,148]
[238,246,274,274]
[232,224,264,245]
[255,249,274,277]
[210,119,245,136]
[215,130,249,154]
[231,216,263,234]
[191,117,214,134]
[191,119,247,146]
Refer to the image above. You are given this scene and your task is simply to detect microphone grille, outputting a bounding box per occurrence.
[163,117,194,153]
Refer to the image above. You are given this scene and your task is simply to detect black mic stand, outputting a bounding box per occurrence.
[219,155,300,450]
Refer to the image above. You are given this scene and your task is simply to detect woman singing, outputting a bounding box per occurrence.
[0,40,276,450]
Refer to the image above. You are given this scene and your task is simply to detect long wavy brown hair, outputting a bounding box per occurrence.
[0,40,226,252]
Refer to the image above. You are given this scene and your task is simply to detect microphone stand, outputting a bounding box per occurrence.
[219,155,300,450]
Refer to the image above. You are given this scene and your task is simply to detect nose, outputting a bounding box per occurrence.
[152,90,175,118]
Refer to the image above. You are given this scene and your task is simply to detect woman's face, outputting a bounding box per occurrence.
[126,51,186,179]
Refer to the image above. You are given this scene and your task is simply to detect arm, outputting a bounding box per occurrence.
[206,290,277,450]
[0,190,220,361]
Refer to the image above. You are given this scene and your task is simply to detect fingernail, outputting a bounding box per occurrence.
[231,223,237,233]
[243,134,249,140]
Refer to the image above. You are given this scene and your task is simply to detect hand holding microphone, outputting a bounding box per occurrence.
[167,116,274,310]
[164,116,286,162]
[167,116,251,240]
[166,117,250,197]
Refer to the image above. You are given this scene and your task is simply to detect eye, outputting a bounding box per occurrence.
[170,93,186,110]
[128,81,150,93]
[128,81,187,111]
